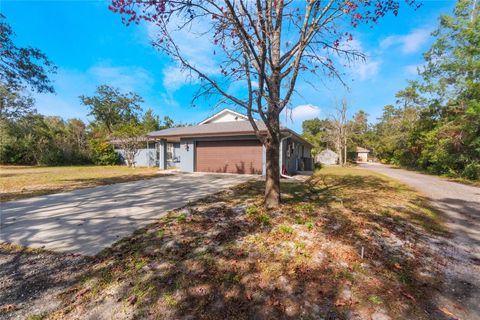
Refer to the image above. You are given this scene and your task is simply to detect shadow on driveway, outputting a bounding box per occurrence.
[0,173,251,256]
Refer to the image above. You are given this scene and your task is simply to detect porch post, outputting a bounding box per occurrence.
[158,139,167,170]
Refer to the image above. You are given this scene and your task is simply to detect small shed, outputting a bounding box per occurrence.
[356,147,370,162]
[316,148,339,165]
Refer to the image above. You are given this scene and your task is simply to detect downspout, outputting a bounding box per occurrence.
[279,134,294,179]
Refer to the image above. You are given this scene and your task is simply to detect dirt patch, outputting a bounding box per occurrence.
[33,167,452,320]
[0,244,90,320]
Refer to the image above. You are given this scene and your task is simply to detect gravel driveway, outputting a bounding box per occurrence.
[359,163,480,320]
[0,172,252,256]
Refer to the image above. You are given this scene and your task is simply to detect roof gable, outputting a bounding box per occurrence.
[356,147,370,153]
[198,108,248,125]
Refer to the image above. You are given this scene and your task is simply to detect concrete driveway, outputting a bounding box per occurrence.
[0,173,252,256]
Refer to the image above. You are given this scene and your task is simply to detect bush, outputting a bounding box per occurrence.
[89,139,119,165]
[462,162,480,180]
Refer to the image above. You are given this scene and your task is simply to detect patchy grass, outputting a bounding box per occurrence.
[44,167,447,319]
[0,165,162,202]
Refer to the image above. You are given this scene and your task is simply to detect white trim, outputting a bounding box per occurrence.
[198,108,248,125]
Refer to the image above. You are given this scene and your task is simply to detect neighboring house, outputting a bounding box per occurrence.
[355,146,370,162]
[115,108,313,175]
[316,148,339,165]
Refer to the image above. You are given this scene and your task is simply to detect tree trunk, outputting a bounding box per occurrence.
[264,131,281,208]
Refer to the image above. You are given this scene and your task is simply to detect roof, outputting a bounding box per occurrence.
[356,146,370,153]
[148,120,313,147]
[148,120,267,138]
[198,108,248,125]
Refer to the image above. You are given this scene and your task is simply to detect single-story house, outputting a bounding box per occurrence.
[316,148,339,165]
[355,146,370,162]
[115,108,313,175]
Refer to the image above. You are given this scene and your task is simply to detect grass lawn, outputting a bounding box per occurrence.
[0,165,161,202]
[40,167,448,320]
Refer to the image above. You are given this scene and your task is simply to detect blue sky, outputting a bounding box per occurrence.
[1,0,455,132]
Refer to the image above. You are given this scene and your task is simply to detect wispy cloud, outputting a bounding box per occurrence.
[33,63,155,120]
[89,64,153,92]
[380,28,432,54]
[282,104,321,126]
[162,66,198,92]
[340,39,382,81]
[145,17,220,92]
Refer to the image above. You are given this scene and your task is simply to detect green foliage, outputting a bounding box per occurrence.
[368,295,383,305]
[302,118,334,156]
[245,206,271,226]
[0,14,56,119]
[88,139,118,165]
[278,224,294,234]
[142,108,160,132]
[0,114,92,165]
[245,206,258,216]
[80,84,143,134]
[370,0,479,181]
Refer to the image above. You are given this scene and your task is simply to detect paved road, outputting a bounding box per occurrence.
[359,163,480,319]
[0,173,251,256]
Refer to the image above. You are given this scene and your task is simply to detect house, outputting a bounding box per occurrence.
[355,146,370,162]
[316,148,339,165]
[115,108,313,175]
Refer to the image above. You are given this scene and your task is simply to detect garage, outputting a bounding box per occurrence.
[195,140,263,174]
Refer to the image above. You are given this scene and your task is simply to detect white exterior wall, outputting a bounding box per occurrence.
[357,152,369,162]
[116,148,157,167]
[206,113,247,123]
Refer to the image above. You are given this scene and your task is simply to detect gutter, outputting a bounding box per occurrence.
[279,134,294,179]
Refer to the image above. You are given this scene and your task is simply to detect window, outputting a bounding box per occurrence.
[166,143,174,161]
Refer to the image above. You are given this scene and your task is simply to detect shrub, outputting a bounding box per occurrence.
[462,162,480,180]
[89,139,119,165]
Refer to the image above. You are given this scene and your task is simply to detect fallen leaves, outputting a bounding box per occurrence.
[439,307,459,320]
[75,288,90,300]
[400,291,415,301]
[0,304,16,314]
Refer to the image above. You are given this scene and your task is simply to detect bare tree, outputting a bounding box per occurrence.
[112,121,146,167]
[330,99,348,166]
[109,0,416,207]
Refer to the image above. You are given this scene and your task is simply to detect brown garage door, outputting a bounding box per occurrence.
[196,140,263,174]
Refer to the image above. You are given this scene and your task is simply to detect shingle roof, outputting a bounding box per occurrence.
[356,146,370,153]
[148,120,267,137]
[147,120,313,147]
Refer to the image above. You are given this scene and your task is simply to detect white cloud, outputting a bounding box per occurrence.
[380,28,431,54]
[89,65,153,92]
[145,17,220,92]
[283,104,321,125]
[339,39,381,81]
[353,59,382,81]
[162,66,198,92]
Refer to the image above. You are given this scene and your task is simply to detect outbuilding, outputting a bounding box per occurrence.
[355,146,370,162]
[316,148,339,165]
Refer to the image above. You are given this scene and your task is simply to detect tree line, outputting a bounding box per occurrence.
[0,14,179,166]
[303,0,479,181]
[0,84,176,166]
